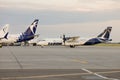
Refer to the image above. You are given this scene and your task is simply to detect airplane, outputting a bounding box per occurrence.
[36,38,62,46]
[62,26,112,48]
[0,24,9,41]
[0,19,39,45]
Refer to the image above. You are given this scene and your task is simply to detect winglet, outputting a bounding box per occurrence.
[4,32,9,39]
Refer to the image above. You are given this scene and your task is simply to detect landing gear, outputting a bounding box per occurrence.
[21,41,29,46]
[70,45,75,48]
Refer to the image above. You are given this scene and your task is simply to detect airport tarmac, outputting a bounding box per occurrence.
[0,46,120,80]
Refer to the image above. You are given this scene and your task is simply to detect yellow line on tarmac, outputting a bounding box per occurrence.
[72,59,88,64]
[1,70,120,80]
[97,70,120,74]
[0,72,89,80]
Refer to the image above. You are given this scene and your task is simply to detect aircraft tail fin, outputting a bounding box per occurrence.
[0,24,9,38]
[97,27,112,40]
[23,19,39,36]
[17,19,39,42]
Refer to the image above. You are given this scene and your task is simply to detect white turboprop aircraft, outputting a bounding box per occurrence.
[0,19,39,44]
[0,24,9,42]
[62,27,112,48]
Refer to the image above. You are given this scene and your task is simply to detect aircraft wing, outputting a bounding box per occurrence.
[66,36,80,42]
[33,34,39,39]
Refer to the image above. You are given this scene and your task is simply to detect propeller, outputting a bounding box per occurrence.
[63,34,66,45]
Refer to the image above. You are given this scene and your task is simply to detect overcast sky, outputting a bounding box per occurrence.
[0,0,120,42]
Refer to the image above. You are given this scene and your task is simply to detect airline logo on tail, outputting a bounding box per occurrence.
[24,19,39,36]
[17,19,39,42]
[97,26,112,40]
[0,24,9,39]
[31,19,39,34]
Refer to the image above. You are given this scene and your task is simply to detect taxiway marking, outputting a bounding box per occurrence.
[81,68,119,80]
[1,70,120,80]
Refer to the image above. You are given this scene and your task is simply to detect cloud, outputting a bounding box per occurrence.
[76,0,120,11]
[0,8,120,26]
[0,0,120,12]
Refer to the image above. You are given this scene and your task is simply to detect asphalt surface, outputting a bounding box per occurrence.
[0,46,120,80]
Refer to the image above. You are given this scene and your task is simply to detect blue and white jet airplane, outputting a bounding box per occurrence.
[63,27,112,48]
[0,19,39,44]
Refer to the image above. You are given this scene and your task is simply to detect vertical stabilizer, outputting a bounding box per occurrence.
[24,19,39,36]
[18,19,39,42]
[0,24,9,38]
[97,27,112,40]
